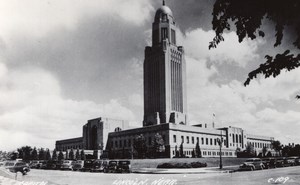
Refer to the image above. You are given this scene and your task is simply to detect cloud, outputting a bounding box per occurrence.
[0,0,154,39]
[0,62,135,151]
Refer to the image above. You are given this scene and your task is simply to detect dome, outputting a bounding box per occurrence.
[154,5,173,22]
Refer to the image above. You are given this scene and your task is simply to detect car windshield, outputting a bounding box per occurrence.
[245,159,254,162]
[5,162,15,166]
[15,163,25,166]
[109,161,117,165]
[63,161,71,164]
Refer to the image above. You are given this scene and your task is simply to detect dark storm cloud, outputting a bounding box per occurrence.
[167,0,214,32]
[3,14,148,103]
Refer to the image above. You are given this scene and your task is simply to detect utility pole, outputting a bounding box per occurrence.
[217,131,224,169]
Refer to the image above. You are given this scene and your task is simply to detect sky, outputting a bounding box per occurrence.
[0,0,299,151]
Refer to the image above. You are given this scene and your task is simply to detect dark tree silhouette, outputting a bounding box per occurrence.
[58,151,64,161]
[69,149,74,160]
[271,140,282,156]
[133,134,147,159]
[195,141,202,158]
[38,148,45,160]
[45,149,51,160]
[80,150,85,160]
[151,133,165,157]
[179,142,184,158]
[17,146,32,161]
[31,147,38,160]
[52,149,58,161]
[75,149,80,160]
[210,0,300,97]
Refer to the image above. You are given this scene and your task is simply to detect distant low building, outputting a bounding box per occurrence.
[55,117,129,154]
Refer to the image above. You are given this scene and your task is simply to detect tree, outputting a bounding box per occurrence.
[31,147,38,160]
[80,150,86,160]
[38,148,45,160]
[245,144,255,157]
[45,149,51,160]
[17,146,33,161]
[133,134,147,159]
[210,0,300,97]
[58,151,64,161]
[271,140,282,156]
[151,133,165,157]
[266,151,272,157]
[65,150,69,160]
[195,141,202,158]
[75,149,80,160]
[262,146,268,157]
[52,149,58,161]
[174,145,179,158]
[179,142,184,158]
[69,149,74,160]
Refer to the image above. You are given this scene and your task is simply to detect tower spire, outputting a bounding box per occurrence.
[163,0,165,6]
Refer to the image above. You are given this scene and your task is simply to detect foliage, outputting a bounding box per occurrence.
[245,144,256,157]
[31,147,38,160]
[271,140,282,152]
[262,146,268,157]
[69,149,74,160]
[17,146,32,161]
[157,162,207,168]
[65,150,69,160]
[133,134,147,159]
[179,142,184,158]
[210,0,300,96]
[52,149,58,161]
[266,151,272,157]
[58,151,64,161]
[75,149,80,160]
[45,149,51,160]
[80,149,85,160]
[38,148,45,160]
[195,141,202,158]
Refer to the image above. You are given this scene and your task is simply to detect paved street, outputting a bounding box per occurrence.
[8,166,300,185]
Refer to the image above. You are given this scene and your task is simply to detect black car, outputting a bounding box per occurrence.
[104,161,118,173]
[262,158,277,169]
[81,160,94,172]
[116,160,131,173]
[5,161,30,175]
[91,160,108,172]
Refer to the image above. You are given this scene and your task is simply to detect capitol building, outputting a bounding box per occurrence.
[56,1,274,159]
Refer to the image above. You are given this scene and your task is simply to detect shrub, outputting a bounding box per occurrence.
[157,162,207,168]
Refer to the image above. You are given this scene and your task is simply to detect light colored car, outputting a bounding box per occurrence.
[239,158,264,171]
[4,161,30,175]
[60,160,73,170]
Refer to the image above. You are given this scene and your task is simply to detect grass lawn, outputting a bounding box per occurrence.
[129,157,247,169]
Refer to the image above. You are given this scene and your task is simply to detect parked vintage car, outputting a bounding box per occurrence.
[116,160,131,173]
[104,160,118,173]
[239,158,264,171]
[29,161,43,169]
[60,160,73,170]
[261,158,277,169]
[276,157,291,167]
[81,160,94,172]
[4,161,30,175]
[287,157,299,166]
[91,160,108,172]
[72,160,84,171]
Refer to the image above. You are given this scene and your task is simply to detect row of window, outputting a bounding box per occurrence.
[173,135,226,146]
[231,133,243,144]
[172,150,234,157]
[248,141,271,149]
[58,144,83,151]
[112,135,166,149]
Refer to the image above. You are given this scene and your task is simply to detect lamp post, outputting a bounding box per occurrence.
[217,133,224,169]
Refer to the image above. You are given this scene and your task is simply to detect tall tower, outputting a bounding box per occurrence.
[143,1,187,126]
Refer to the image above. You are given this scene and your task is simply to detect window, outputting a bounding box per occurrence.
[173,135,177,143]
[181,136,184,143]
[197,137,199,143]
[201,137,204,145]
[187,136,190,144]
[236,135,239,143]
[210,138,213,145]
[233,134,235,143]
[192,137,194,144]
[214,139,217,145]
[206,138,208,145]
[124,140,127,147]
[128,139,131,147]
[161,28,168,41]
[239,135,242,144]
[171,29,176,44]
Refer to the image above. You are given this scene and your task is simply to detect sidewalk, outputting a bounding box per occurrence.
[133,165,238,174]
